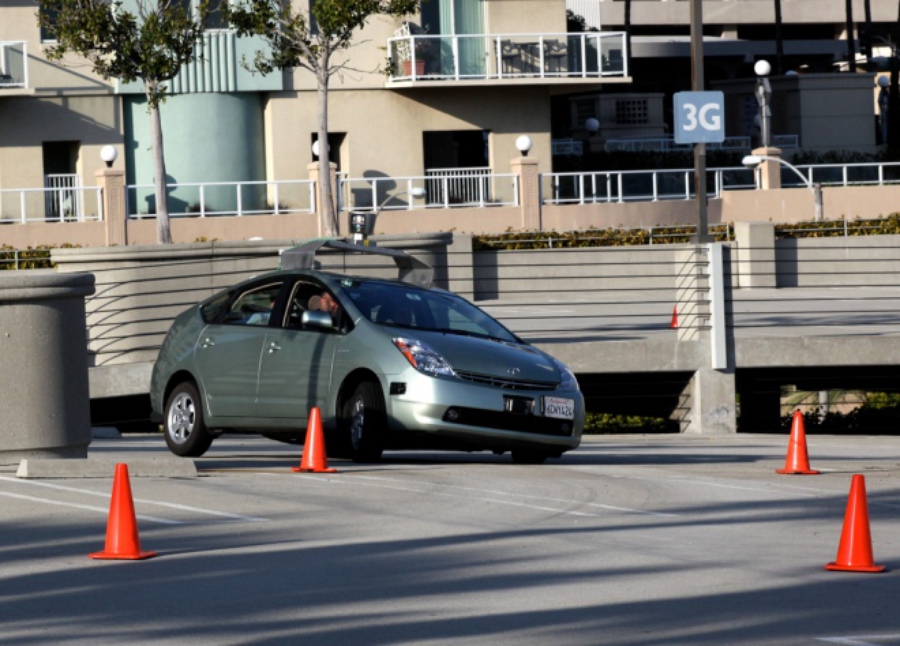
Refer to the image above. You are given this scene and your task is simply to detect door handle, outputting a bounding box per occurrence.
[201,338,215,348]
[267,341,282,353]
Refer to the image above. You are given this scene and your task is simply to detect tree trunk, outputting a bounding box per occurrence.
[317,68,337,238]
[147,80,172,244]
[845,0,856,73]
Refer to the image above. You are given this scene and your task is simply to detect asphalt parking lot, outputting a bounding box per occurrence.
[2,433,899,645]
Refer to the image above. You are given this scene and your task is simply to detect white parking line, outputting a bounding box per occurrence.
[817,635,900,645]
[0,476,268,523]
[0,490,182,525]
[279,472,677,518]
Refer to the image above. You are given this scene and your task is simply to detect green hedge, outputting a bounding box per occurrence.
[0,244,80,270]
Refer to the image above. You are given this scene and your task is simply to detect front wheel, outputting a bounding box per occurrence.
[342,381,385,463]
[164,382,214,457]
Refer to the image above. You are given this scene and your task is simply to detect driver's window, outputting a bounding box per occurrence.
[223,282,283,326]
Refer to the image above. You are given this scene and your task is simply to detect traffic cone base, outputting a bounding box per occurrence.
[90,463,157,561]
[825,474,885,573]
[776,410,819,475]
[292,407,337,473]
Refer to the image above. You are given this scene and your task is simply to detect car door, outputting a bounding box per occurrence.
[256,280,342,420]
[194,279,285,419]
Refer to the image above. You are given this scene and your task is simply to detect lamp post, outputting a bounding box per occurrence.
[349,187,426,245]
[743,154,823,221]
[100,145,117,168]
[754,60,772,148]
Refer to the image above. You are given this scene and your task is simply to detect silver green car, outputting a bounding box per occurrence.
[150,268,584,463]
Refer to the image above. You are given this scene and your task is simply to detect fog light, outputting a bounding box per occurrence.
[445,407,460,422]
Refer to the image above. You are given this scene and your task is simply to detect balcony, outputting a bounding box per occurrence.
[386,32,628,86]
[0,41,28,90]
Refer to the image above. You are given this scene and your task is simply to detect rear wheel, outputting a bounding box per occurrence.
[164,382,214,457]
[342,381,385,463]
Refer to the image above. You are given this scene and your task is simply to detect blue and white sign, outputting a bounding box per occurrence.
[673,91,725,144]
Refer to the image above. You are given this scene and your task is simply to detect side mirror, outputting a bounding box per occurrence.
[301,310,334,329]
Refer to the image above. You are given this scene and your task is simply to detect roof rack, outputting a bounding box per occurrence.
[279,239,434,287]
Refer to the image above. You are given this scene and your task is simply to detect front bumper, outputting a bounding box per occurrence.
[385,371,584,452]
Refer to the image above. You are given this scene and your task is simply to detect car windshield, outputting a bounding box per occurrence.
[338,279,518,343]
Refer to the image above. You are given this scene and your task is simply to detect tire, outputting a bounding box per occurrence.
[342,381,385,463]
[510,448,550,465]
[164,382,214,457]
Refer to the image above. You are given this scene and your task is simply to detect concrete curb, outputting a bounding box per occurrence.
[16,457,198,478]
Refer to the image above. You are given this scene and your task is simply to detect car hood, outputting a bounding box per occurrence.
[401,329,561,384]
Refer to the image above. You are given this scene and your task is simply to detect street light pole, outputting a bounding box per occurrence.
[743,154,824,221]
[689,0,709,241]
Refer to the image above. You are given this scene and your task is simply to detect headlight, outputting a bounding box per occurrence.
[553,358,579,391]
[393,337,457,378]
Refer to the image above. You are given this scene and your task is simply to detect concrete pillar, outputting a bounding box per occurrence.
[510,156,541,230]
[752,146,783,190]
[676,368,737,434]
[97,168,128,246]
[0,271,96,464]
[734,221,776,288]
[307,161,339,237]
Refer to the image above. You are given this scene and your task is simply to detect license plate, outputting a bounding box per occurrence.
[543,397,575,420]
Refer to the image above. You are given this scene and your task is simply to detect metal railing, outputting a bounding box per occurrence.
[603,134,799,153]
[339,173,519,211]
[44,174,85,221]
[126,179,316,218]
[542,166,756,204]
[775,161,900,189]
[0,185,103,223]
[387,31,627,82]
[0,41,28,89]
[426,167,492,205]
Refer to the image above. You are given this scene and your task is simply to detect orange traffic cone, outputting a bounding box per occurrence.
[89,463,157,560]
[825,474,885,572]
[292,407,337,473]
[776,410,819,475]
[670,306,678,329]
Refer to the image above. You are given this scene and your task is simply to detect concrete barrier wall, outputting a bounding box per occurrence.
[775,234,900,287]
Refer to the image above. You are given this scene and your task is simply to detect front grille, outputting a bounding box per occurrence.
[443,407,574,437]
[455,370,558,391]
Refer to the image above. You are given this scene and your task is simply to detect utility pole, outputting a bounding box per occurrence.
[690,0,709,241]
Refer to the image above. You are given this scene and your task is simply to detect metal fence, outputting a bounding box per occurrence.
[542,167,756,204]
[0,185,103,223]
[339,174,519,211]
[126,179,316,218]
[387,31,627,82]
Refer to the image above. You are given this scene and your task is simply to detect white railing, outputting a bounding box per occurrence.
[542,167,757,204]
[426,167,493,205]
[0,185,103,223]
[126,179,316,218]
[552,139,584,155]
[769,161,900,189]
[339,174,519,211]
[387,31,627,82]
[604,136,758,153]
[45,174,84,221]
[566,0,601,30]
[0,41,28,89]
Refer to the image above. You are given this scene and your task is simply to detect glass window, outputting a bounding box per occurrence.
[219,281,283,326]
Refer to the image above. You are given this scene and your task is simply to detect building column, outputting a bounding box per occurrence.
[510,156,540,230]
[96,168,127,246]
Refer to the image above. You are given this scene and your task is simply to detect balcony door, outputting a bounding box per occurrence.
[422,0,485,78]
